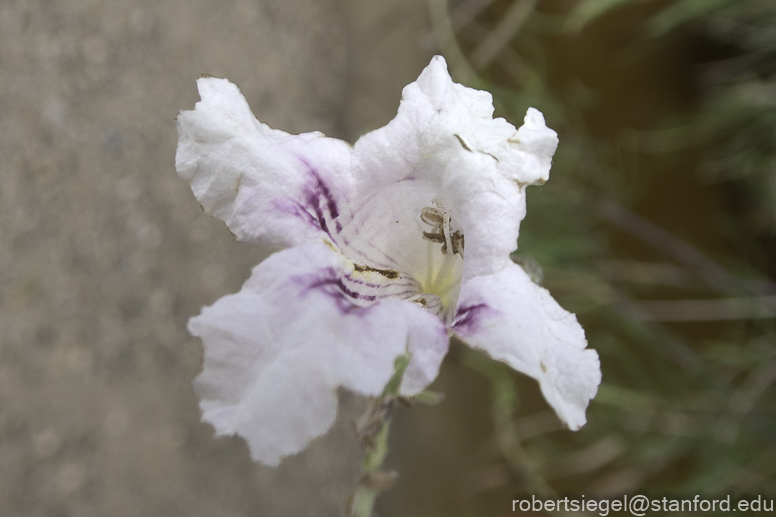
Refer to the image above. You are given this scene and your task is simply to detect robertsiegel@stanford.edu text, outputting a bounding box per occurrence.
[512,494,773,515]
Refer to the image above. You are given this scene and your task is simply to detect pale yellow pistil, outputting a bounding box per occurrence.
[415,204,465,314]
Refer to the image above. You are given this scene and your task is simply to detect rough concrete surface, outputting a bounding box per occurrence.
[0,0,438,515]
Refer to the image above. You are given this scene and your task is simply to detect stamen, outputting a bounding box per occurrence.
[439,206,453,258]
[422,231,445,244]
[420,207,444,227]
[432,248,456,292]
[451,231,464,258]
[425,240,434,289]
[419,203,465,258]
[416,205,465,318]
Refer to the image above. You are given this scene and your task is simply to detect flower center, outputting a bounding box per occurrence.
[337,197,465,323]
[412,203,465,320]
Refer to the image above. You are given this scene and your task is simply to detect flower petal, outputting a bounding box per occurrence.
[189,243,448,465]
[176,77,354,248]
[452,263,600,430]
[348,56,558,279]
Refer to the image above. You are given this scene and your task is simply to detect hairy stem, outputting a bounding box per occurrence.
[348,355,408,517]
[350,419,392,517]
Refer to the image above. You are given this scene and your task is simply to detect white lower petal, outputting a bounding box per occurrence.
[189,243,448,465]
[452,263,600,430]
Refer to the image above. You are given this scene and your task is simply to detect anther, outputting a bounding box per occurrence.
[419,204,464,257]
[420,207,444,227]
[422,231,446,244]
[451,231,464,258]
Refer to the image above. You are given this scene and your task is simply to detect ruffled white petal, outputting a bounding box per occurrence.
[452,263,600,430]
[348,56,558,279]
[176,77,354,248]
[189,243,448,466]
[505,108,559,185]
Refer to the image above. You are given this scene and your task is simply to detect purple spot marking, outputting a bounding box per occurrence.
[452,303,492,335]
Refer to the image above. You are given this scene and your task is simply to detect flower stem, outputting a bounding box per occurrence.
[348,355,408,517]
[350,419,392,517]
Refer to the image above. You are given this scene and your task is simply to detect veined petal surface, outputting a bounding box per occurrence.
[176,77,354,247]
[453,263,601,430]
[189,243,448,466]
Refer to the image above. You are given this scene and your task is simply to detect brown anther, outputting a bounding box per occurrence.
[422,231,445,244]
[420,207,444,227]
[420,203,464,258]
[451,231,465,257]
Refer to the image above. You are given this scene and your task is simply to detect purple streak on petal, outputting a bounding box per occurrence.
[267,157,345,241]
[452,303,494,335]
[303,186,331,238]
[296,264,425,316]
[295,268,368,314]
[298,157,340,232]
[272,197,320,229]
[310,166,339,220]
[314,276,417,303]
[313,277,378,302]
[300,267,377,302]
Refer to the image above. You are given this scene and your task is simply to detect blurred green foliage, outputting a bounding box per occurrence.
[437,0,776,511]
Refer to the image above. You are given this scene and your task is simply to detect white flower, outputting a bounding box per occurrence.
[176,56,601,466]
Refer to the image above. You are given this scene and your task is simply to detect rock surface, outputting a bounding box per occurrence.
[0,0,435,515]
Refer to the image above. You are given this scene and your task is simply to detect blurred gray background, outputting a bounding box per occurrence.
[0,1,441,515]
